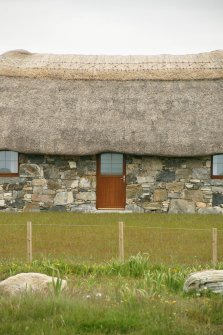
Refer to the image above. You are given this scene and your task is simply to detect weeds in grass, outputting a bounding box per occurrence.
[51,269,64,296]
[1,256,223,335]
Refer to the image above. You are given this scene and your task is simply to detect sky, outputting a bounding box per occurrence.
[0,0,222,55]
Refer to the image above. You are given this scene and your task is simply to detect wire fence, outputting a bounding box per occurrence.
[0,222,222,265]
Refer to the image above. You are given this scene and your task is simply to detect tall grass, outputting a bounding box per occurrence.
[0,255,223,335]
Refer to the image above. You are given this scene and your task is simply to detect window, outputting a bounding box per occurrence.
[100,153,123,175]
[212,154,223,178]
[0,151,19,176]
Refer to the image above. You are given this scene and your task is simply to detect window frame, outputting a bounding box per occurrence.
[0,151,19,177]
[211,154,223,179]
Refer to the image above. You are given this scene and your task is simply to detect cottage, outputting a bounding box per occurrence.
[0,49,223,213]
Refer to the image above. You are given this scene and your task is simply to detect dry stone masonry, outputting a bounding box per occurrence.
[0,154,223,213]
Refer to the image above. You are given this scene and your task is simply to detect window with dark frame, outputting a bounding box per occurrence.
[212,154,223,178]
[0,151,19,176]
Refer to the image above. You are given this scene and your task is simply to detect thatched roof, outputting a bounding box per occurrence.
[0,50,223,157]
[0,49,223,80]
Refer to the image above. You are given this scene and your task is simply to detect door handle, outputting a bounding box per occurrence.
[121,176,126,183]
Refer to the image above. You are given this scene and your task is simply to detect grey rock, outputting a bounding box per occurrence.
[213,193,223,206]
[192,168,209,180]
[169,199,195,213]
[49,205,66,212]
[184,270,223,294]
[156,170,175,182]
[20,164,43,178]
[198,207,223,214]
[54,191,73,205]
[70,204,96,212]
[0,273,67,295]
[125,204,144,212]
[75,192,96,201]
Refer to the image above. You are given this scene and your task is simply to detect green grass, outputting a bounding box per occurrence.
[0,257,223,335]
[0,213,223,265]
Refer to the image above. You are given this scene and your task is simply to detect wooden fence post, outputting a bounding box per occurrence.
[119,221,124,262]
[212,228,217,266]
[27,221,32,263]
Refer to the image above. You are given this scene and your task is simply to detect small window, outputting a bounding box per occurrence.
[100,153,123,175]
[212,154,223,178]
[0,151,19,176]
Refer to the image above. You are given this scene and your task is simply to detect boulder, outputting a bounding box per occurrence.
[0,272,67,295]
[183,270,223,294]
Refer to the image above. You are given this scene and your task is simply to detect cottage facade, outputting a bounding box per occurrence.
[0,50,223,213]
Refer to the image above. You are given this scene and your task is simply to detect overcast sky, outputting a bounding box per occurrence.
[0,0,222,55]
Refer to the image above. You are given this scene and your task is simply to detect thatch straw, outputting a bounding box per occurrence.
[0,49,222,80]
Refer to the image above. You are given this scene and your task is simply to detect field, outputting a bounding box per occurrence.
[0,213,223,334]
[0,213,223,264]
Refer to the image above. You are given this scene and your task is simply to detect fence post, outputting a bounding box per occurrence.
[27,221,32,263]
[212,228,217,266]
[119,221,124,262]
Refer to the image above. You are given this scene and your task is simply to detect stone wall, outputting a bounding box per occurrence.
[0,154,96,212]
[0,154,223,213]
[125,156,223,214]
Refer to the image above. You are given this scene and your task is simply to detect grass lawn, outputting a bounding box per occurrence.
[0,214,223,334]
[0,213,223,265]
[0,258,223,335]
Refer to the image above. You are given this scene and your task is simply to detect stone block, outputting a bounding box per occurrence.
[3,193,13,200]
[68,161,77,169]
[32,194,54,203]
[76,160,96,176]
[32,179,47,186]
[153,189,167,202]
[183,159,204,168]
[125,204,144,212]
[79,177,91,189]
[20,164,43,178]
[166,181,184,192]
[24,194,32,202]
[137,176,154,184]
[43,166,60,179]
[61,170,77,179]
[47,179,61,190]
[212,187,223,193]
[183,190,204,202]
[142,202,161,210]
[192,168,209,180]
[175,169,191,180]
[71,180,79,188]
[75,192,96,202]
[212,193,223,206]
[126,173,137,184]
[54,191,73,205]
[33,186,43,194]
[70,204,96,212]
[156,170,175,182]
[126,184,142,199]
[198,207,223,214]
[23,203,40,212]
[169,199,195,213]
[190,179,201,183]
[0,200,5,207]
[142,157,163,171]
[126,163,140,174]
[196,202,206,208]
[167,192,181,199]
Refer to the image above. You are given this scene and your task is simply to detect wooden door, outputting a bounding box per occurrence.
[96,153,126,209]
